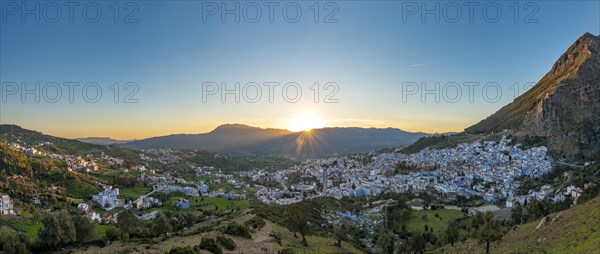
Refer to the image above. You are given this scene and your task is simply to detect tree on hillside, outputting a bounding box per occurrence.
[471,211,484,229]
[153,212,173,238]
[38,210,76,249]
[474,212,503,254]
[333,223,348,247]
[442,220,459,246]
[511,204,524,225]
[72,214,98,243]
[408,232,426,254]
[1,232,32,254]
[526,198,547,221]
[283,203,311,247]
[117,209,138,239]
[384,201,411,230]
[375,229,393,254]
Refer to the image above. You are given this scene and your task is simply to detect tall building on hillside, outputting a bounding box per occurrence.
[0,194,15,215]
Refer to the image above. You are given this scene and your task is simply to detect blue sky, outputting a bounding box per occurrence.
[1,0,599,139]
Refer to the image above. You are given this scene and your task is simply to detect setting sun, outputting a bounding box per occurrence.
[287,114,325,132]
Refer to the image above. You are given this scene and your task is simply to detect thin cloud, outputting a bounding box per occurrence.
[410,63,428,68]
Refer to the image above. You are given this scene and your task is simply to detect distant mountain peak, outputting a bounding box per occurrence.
[211,123,257,132]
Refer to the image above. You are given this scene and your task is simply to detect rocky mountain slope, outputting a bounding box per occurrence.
[466,33,600,159]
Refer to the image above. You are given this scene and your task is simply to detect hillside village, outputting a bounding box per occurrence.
[0,132,597,254]
[253,136,586,210]
[2,134,590,221]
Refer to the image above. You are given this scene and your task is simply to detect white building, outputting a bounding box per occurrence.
[92,187,123,210]
[1,194,15,215]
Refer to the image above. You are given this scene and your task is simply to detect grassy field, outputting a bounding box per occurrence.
[65,176,99,199]
[141,196,250,218]
[119,186,152,200]
[96,224,110,236]
[433,196,600,254]
[405,209,467,234]
[4,218,43,239]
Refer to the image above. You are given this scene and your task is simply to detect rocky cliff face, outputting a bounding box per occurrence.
[466,33,600,158]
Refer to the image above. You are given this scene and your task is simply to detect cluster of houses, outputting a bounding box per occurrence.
[154,185,199,196]
[132,195,162,209]
[8,142,103,173]
[505,183,586,208]
[205,191,246,200]
[254,136,565,207]
[140,149,181,164]
[65,156,99,172]
[8,141,53,155]
[9,142,48,156]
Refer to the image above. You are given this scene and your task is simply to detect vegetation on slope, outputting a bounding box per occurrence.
[401,133,485,154]
[0,143,99,203]
[0,124,142,162]
[434,196,600,254]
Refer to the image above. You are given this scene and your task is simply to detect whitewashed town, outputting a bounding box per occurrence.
[254,136,584,209]
[2,135,587,218]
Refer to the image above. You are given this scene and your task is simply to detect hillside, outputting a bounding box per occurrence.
[0,124,141,161]
[433,195,600,254]
[465,33,600,159]
[119,124,429,157]
[400,133,485,154]
[0,142,100,205]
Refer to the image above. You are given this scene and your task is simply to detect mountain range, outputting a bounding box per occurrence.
[116,124,430,156]
[76,137,135,145]
[466,32,600,159]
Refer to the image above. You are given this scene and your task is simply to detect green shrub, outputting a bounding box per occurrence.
[198,238,222,254]
[216,235,237,250]
[244,216,266,230]
[223,222,251,239]
[169,245,199,254]
[105,227,121,241]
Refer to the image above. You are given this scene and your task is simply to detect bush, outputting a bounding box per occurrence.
[198,238,222,254]
[223,222,252,239]
[216,235,237,250]
[244,216,266,230]
[169,245,199,254]
[279,247,296,254]
[105,227,121,241]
